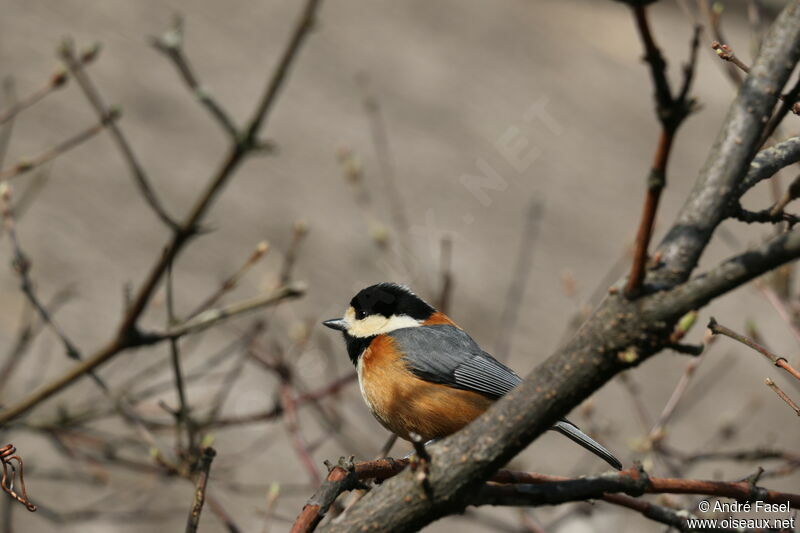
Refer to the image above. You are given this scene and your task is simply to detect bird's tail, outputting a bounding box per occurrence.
[552,419,622,470]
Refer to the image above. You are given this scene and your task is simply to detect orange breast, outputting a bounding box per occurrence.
[358,335,493,441]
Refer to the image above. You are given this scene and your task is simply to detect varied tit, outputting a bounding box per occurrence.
[323,282,622,470]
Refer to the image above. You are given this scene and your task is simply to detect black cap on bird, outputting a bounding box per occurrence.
[323,282,621,470]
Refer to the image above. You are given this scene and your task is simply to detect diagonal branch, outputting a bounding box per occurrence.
[0,0,323,426]
[151,16,240,140]
[625,12,700,297]
[59,40,180,231]
[653,2,800,288]
[315,4,800,531]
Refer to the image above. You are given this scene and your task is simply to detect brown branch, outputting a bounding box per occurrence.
[158,283,305,340]
[0,0,323,426]
[185,447,216,533]
[0,444,36,512]
[0,111,118,181]
[151,15,240,140]
[187,240,270,319]
[712,39,800,145]
[708,317,800,382]
[0,44,100,126]
[765,377,800,415]
[624,13,699,297]
[165,257,195,454]
[59,40,180,231]
[279,222,309,286]
[316,5,800,530]
[280,381,322,486]
[711,41,752,74]
[626,129,675,296]
[292,459,800,532]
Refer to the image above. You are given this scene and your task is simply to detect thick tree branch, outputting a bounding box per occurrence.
[653,2,800,289]
[738,136,800,194]
[316,4,800,531]
[295,460,800,532]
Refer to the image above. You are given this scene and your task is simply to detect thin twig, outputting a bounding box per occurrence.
[0,79,16,170]
[160,283,305,340]
[0,184,111,392]
[151,15,240,139]
[59,40,180,231]
[765,378,800,415]
[712,40,800,121]
[166,254,194,454]
[187,240,269,319]
[0,111,118,181]
[625,12,700,297]
[279,223,308,286]
[185,447,216,533]
[0,0,323,424]
[280,379,321,486]
[708,317,800,381]
[0,44,100,126]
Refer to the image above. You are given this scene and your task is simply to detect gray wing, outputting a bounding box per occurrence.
[388,324,522,398]
[390,325,623,469]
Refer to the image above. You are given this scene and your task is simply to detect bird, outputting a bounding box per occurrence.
[322,282,622,470]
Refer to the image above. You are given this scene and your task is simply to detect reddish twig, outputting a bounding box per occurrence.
[625,10,700,297]
[711,41,751,74]
[291,459,800,532]
[712,40,800,123]
[626,129,674,297]
[708,317,800,382]
[0,444,36,512]
[280,380,322,486]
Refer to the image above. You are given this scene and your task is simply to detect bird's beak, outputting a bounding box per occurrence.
[322,318,348,331]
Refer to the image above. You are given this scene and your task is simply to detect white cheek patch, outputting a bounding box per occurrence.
[347,313,421,338]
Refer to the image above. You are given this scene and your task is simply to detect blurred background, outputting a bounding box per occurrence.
[0,0,798,531]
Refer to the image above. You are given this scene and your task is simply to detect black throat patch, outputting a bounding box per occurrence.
[344,332,373,365]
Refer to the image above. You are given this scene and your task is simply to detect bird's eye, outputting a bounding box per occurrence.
[355,309,366,319]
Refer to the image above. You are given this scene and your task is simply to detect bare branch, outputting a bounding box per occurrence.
[0,111,118,181]
[0,44,100,126]
[0,0,323,425]
[185,447,216,533]
[151,15,240,140]
[59,40,180,231]
[654,3,800,288]
[765,378,800,416]
[708,317,800,382]
[316,5,800,530]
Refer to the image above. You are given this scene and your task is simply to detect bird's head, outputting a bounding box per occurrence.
[322,283,434,339]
